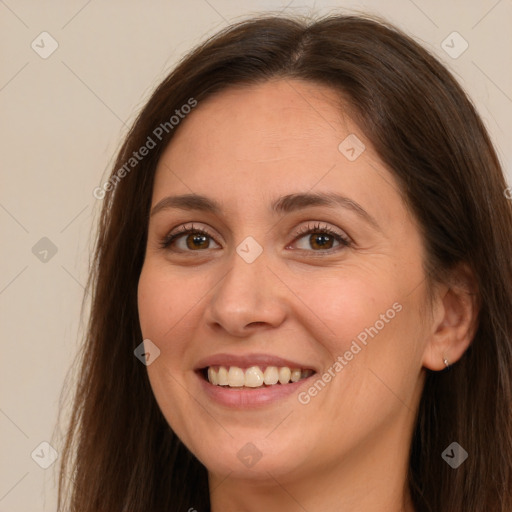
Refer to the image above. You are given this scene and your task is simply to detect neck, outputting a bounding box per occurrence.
[208,416,417,512]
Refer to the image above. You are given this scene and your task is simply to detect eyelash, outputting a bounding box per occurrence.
[160,222,351,254]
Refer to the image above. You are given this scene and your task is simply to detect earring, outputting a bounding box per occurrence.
[443,356,450,368]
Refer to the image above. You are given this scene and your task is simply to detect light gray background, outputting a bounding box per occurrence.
[1,1,511,510]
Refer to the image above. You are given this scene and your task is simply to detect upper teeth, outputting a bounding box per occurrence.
[207,366,314,387]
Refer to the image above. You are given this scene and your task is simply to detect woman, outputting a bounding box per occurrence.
[57,13,512,512]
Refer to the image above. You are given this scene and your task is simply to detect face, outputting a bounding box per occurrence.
[137,79,431,486]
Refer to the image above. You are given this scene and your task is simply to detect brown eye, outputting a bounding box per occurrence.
[306,233,336,250]
[291,223,351,252]
[160,224,220,252]
[184,233,211,250]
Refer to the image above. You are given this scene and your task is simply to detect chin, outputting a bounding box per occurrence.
[185,428,315,482]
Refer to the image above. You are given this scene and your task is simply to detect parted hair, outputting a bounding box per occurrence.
[56,13,512,512]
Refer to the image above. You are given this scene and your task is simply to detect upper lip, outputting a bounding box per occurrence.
[195,353,318,372]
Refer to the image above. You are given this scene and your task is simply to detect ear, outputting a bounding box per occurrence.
[422,263,480,371]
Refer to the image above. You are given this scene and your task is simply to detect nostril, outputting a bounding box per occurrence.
[248,322,266,328]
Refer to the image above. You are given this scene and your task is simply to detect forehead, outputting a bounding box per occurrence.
[163,80,353,165]
[151,79,407,234]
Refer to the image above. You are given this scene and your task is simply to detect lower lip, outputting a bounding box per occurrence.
[195,371,316,408]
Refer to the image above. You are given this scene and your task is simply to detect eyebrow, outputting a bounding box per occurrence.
[150,192,380,230]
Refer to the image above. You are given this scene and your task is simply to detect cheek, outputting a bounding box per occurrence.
[300,269,423,408]
[137,262,199,343]
[137,264,200,438]
[301,270,402,352]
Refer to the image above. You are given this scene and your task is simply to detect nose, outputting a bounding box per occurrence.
[204,248,288,337]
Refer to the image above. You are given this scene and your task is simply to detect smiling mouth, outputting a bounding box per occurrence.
[199,365,316,388]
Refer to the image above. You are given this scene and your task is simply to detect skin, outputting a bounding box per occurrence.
[137,79,477,512]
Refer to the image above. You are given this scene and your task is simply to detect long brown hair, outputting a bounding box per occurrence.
[56,13,512,512]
